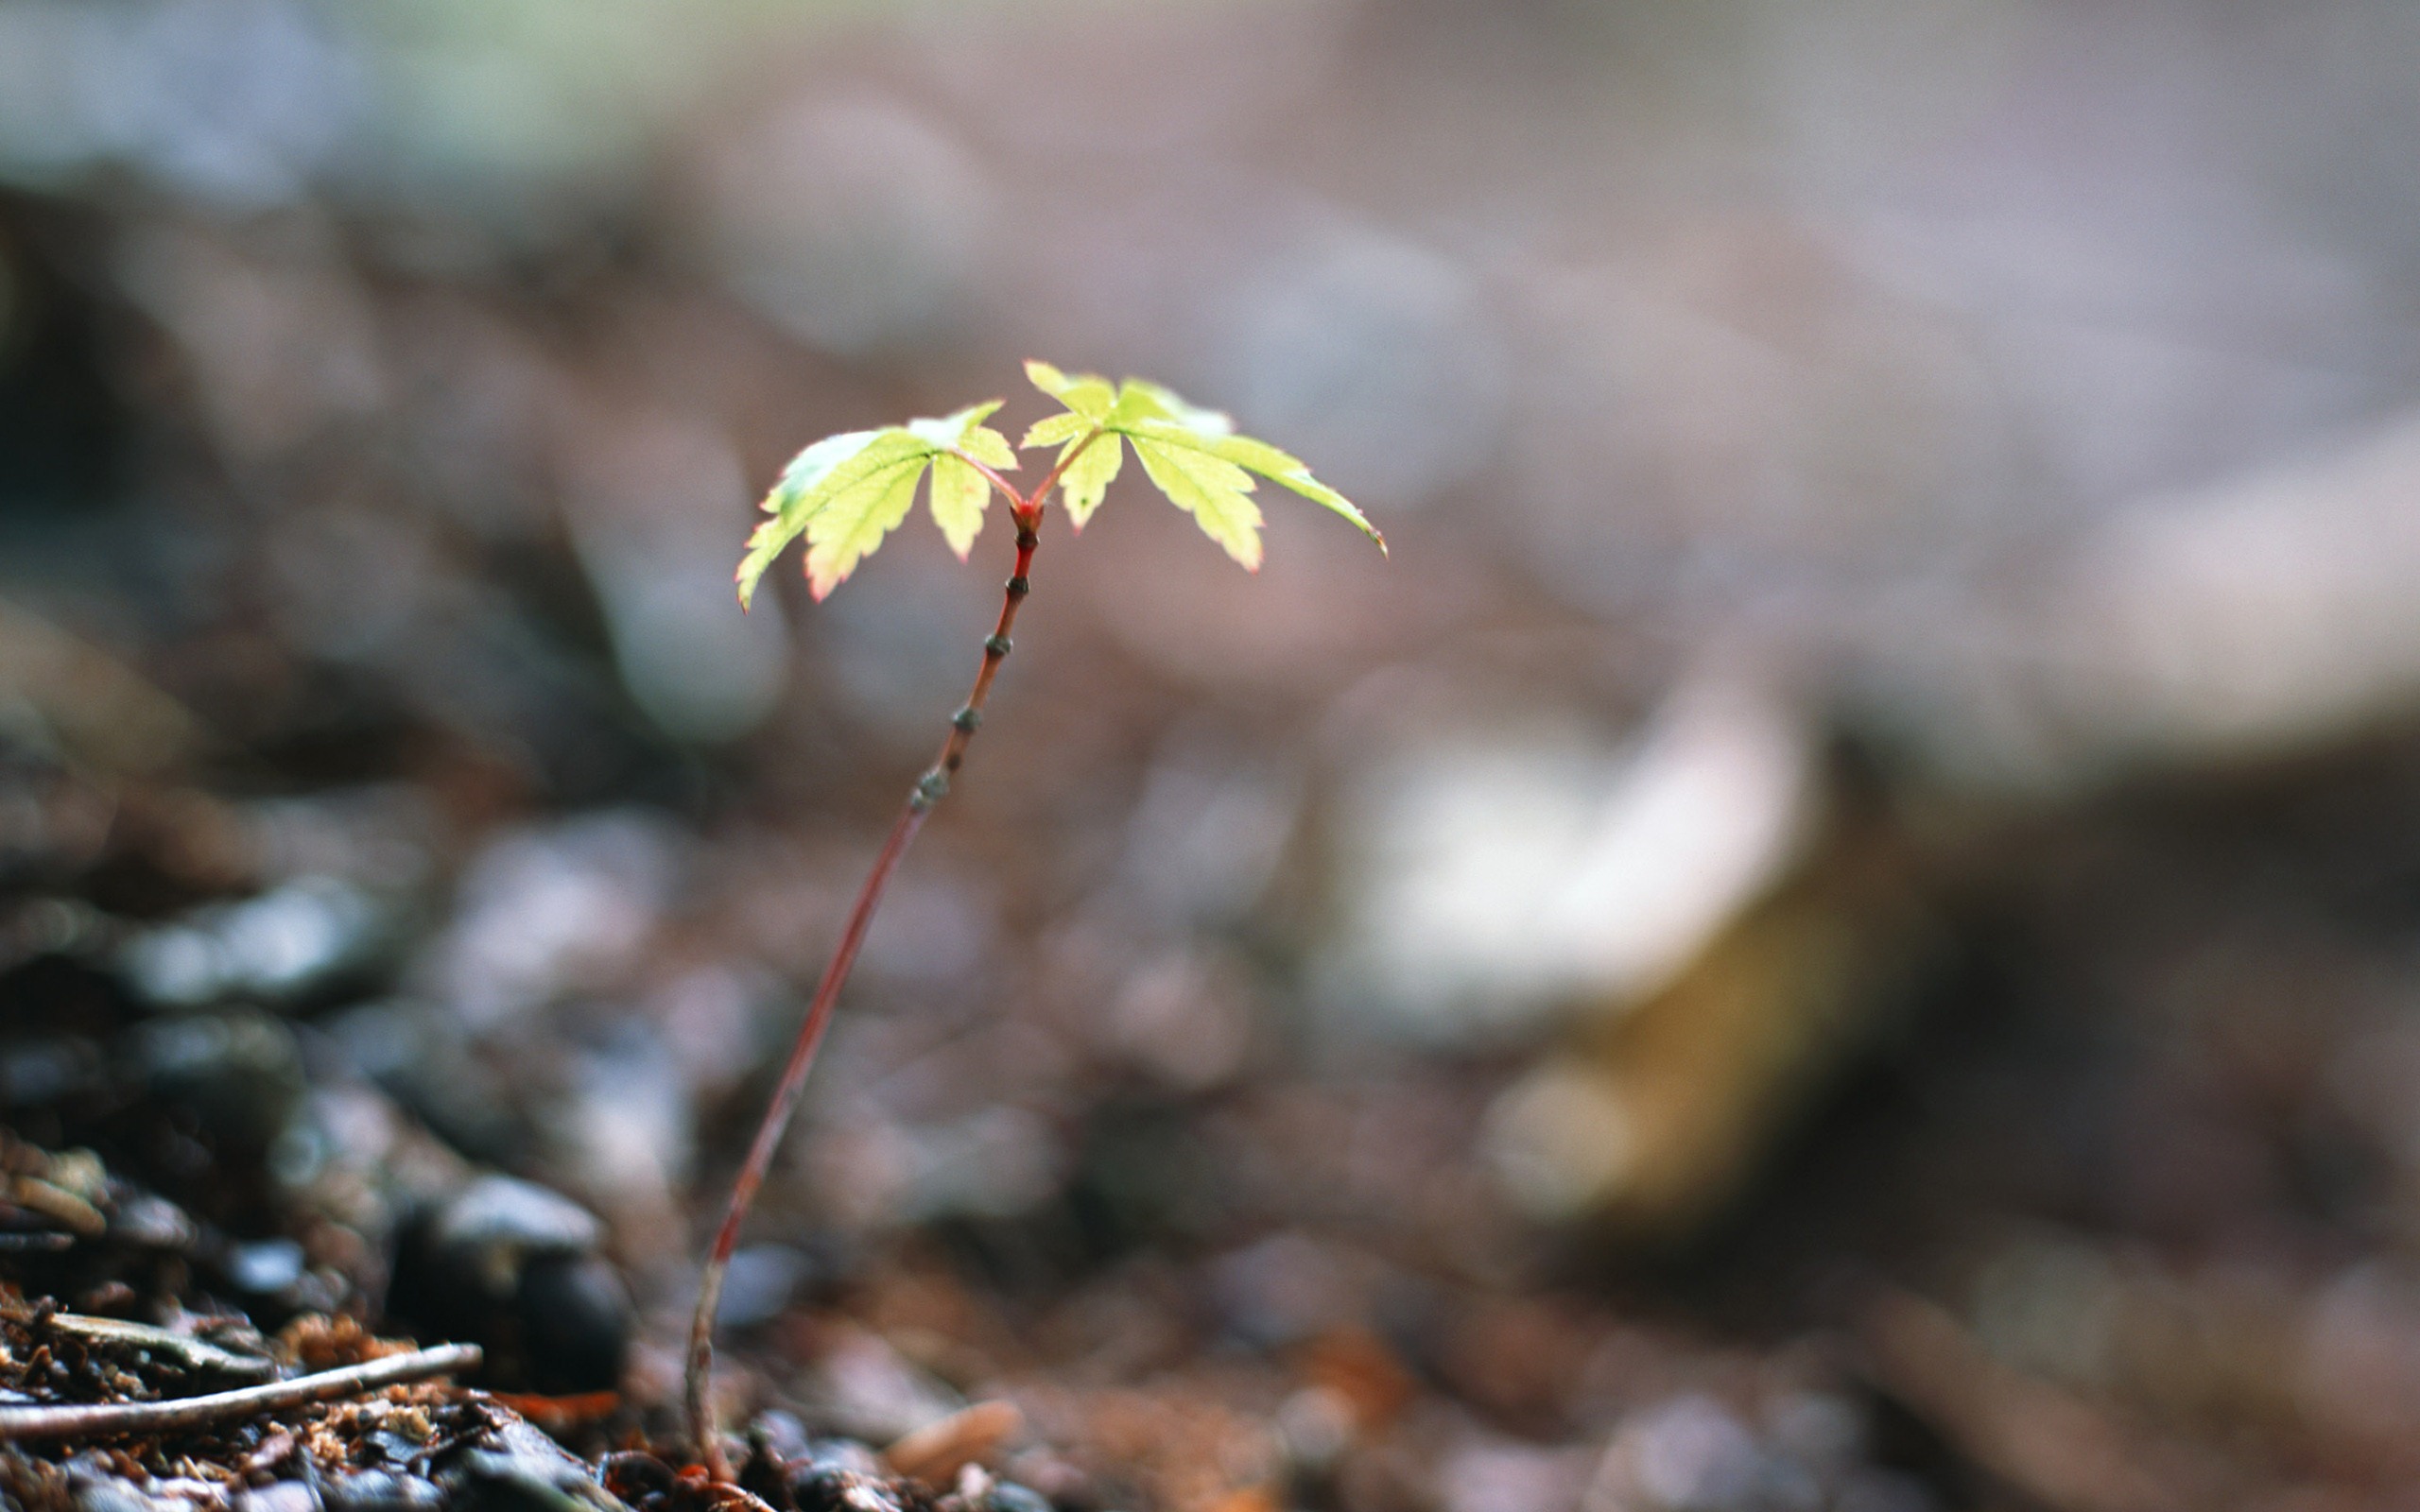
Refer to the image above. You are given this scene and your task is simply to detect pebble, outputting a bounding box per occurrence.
[224,1236,308,1295]
[130,1008,306,1151]
[1607,1396,1768,1512]
[119,876,386,1007]
[885,1400,1022,1487]
[322,999,522,1164]
[714,1244,809,1330]
[788,1464,905,1512]
[389,1173,631,1393]
[110,1192,199,1250]
[70,1477,163,1512]
[0,1034,105,1107]
[232,1483,322,1512]
[514,1250,632,1395]
[321,1470,446,1512]
[794,1329,964,1446]
[451,1418,628,1512]
[428,1176,603,1289]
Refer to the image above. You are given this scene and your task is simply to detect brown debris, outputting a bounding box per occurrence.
[1861,1288,2236,1512]
[882,1400,1021,1486]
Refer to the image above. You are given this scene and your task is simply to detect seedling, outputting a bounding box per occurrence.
[687,360,1383,1472]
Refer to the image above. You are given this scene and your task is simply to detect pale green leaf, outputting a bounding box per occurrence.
[959,425,1018,470]
[1111,377,1385,557]
[899,404,1008,474]
[928,454,989,559]
[1019,411,1089,450]
[740,401,1046,604]
[743,369,1380,605]
[1129,432,1264,570]
[803,448,928,599]
[1200,430,1384,552]
[1024,359,1115,421]
[1113,378,1231,434]
[908,401,1018,472]
[1057,432,1124,530]
[737,427,893,608]
[735,513,797,611]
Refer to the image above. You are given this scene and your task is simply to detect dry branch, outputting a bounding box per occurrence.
[0,1343,482,1442]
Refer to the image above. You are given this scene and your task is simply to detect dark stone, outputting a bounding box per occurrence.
[448,1418,630,1512]
[322,1470,447,1512]
[389,1175,631,1393]
[515,1251,631,1395]
[233,1482,323,1512]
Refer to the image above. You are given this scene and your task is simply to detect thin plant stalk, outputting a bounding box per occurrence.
[687,445,1087,1475]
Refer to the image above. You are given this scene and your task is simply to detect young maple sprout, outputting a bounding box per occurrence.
[686,360,1383,1474]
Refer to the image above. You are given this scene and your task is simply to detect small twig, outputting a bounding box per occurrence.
[0,1342,482,1442]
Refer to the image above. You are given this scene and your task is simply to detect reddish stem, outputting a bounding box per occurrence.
[685,502,1048,1475]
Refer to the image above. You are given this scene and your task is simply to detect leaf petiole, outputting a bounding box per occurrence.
[948,449,1024,509]
[1028,425,1108,510]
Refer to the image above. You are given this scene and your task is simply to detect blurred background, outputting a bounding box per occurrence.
[9,0,2420,1507]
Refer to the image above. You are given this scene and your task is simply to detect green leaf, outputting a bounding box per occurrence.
[1174,426,1383,549]
[913,402,1019,471]
[735,402,1015,606]
[1014,362,1385,564]
[1024,359,1114,421]
[1129,431,1264,569]
[1111,378,1228,434]
[1057,433,1123,530]
[928,455,989,559]
[1019,410,1089,450]
[804,449,927,598]
[736,427,906,608]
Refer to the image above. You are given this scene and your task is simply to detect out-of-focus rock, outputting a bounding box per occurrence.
[422,813,677,1030]
[1209,225,1508,511]
[388,1173,631,1395]
[700,93,989,359]
[131,1007,308,1153]
[0,0,362,213]
[0,596,200,777]
[1317,662,1926,1235]
[1480,793,1929,1231]
[119,875,389,1007]
[559,405,788,745]
[811,1105,1066,1232]
[323,999,523,1165]
[540,1022,695,1260]
[792,1326,965,1448]
[714,1243,810,1332]
[1858,407,2420,795]
[1319,666,1818,1046]
[1439,1439,1591,1512]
